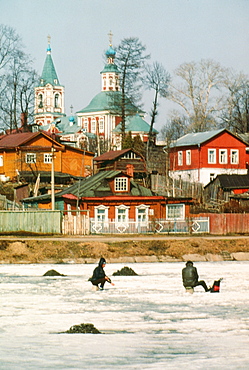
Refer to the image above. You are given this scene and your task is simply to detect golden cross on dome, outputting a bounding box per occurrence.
[47,34,51,45]
[108,30,113,46]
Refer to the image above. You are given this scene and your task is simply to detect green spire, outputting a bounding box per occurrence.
[40,35,60,86]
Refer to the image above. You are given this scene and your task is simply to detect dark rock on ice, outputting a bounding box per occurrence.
[65,323,101,334]
[113,266,138,276]
[43,269,65,276]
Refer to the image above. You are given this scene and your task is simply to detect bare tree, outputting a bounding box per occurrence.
[0,24,21,71]
[143,61,170,158]
[0,25,37,131]
[169,59,227,132]
[221,71,249,133]
[113,37,150,146]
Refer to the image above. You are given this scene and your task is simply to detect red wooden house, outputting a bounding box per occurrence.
[22,170,193,233]
[169,129,249,185]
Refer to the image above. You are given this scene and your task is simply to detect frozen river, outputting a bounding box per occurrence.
[0,261,248,369]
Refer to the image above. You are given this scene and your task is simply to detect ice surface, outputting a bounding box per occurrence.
[0,262,248,369]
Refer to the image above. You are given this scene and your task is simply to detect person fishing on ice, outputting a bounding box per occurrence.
[182,261,211,292]
[89,257,114,290]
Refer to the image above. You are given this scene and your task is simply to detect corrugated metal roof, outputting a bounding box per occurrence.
[217,174,249,189]
[171,129,225,148]
[22,170,154,203]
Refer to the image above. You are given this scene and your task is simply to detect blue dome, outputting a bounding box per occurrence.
[106,46,116,58]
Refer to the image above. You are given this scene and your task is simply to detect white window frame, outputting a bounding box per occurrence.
[178,151,183,166]
[94,205,109,224]
[44,153,52,164]
[115,204,129,224]
[91,118,96,133]
[135,204,149,226]
[166,204,185,220]
[208,149,216,164]
[219,149,227,164]
[0,155,3,167]
[25,153,36,164]
[186,150,191,165]
[99,118,104,133]
[114,177,128,192]
[230,149,239,164]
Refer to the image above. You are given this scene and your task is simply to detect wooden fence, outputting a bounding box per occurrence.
[0,210,62,234]
[198,213,249,235]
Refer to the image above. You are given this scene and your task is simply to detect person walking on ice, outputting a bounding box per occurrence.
[182,261,210,292]
[89,257,114,290]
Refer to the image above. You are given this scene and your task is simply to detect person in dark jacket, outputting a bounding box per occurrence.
[89,257,114,290]
[182,261,210,292]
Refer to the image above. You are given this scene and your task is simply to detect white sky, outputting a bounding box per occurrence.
[1,0,249,131]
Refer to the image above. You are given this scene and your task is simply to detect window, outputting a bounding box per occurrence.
[219,149,227,164]
[0,155,3,167]
[115,205,129,223]
[210,173,215,182]
[54,94,59,108]
[231,149,239,164]
[44,153,52,163]
[186,150,191,165]
[208,149,216,164]
[91,119,96,133]
[25,153,36,163]
[94,205,109,223]
[166,204,185,220]
[178,151,183,166]
[83,119,88,131]
[38,94,43,108]
[99,118,104,133]
[135,204,149,225]
[115,177,128,192]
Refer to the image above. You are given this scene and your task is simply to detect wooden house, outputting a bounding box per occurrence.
[22,170,192,228]
[204,174,249,203]
[0,131,94,182]
[93,148,147,182]
[169,129,249,185]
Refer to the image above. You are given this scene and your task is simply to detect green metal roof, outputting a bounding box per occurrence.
[22,170,154,203]
[77,91,120,113]
[113,114,158,134]
[101,63,120,74]
[40,53,60,86]
[77,91,143,115]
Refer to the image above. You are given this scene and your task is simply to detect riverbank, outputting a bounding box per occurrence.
[1,237,249,263]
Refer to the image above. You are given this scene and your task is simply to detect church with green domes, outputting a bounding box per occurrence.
[34,34,158,153]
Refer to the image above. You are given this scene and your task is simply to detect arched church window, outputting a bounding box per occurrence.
[38,94,43,108]
[109,78,113,86]
[54,94,60,108]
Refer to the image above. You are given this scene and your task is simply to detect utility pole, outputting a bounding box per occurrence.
[51,146,55,210]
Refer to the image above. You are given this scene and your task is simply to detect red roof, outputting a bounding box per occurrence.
[0,131,60,148]
[94,148,132,161]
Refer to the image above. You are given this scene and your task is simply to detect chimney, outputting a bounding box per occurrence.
[126,164,134,177]
[20,112,28,131]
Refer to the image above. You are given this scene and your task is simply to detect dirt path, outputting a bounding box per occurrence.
[0,235,249,263]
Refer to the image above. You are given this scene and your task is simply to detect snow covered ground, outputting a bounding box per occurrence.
[0,262,248,369]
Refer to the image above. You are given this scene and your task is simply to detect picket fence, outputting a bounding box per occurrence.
[2,210,249,235]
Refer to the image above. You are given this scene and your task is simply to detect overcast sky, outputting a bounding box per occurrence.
[1,0,249,132]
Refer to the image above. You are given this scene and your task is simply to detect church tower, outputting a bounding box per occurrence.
[34,36,65,126]
[100,31,120,92]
